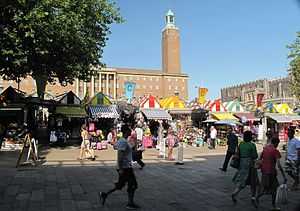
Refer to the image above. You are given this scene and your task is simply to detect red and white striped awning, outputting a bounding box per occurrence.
[139,95,161,109]
[206,99,227,112]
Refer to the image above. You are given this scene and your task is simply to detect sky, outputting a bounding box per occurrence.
[102,0,300,100]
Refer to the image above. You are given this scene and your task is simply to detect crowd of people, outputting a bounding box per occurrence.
[218,127,300,211]
[76,118,300,210]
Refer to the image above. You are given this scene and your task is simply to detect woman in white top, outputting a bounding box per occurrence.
[78,125,95,161]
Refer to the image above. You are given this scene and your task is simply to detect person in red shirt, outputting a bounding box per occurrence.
[256,137,287,211]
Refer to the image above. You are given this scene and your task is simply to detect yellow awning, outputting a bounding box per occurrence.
[211,112,238,121]
[274,103,293,114]
[160,96,185,109]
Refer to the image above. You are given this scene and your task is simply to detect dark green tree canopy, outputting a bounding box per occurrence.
[0,0,122,98]
[288,32,300,99]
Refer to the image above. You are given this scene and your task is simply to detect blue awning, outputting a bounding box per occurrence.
[89,105,119,119]
[141,108,172,120]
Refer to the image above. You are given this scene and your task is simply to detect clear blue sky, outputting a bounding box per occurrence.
[102,0,300,100]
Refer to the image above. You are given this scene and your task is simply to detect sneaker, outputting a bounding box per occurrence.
[99,192,107,206]
[126,203,141,210]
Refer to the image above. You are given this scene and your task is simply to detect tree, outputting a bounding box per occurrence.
[0,0,122,98]
[288,32,300,99]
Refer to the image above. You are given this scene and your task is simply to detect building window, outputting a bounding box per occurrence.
[150,77,153,81]
[175,78,178,82]
[182,79,185,82]
[136,77,140,81]
[116,84,119,89]
[129,76,133,81]
[156,86,159,90]
[169,85,171,90]
[143,77,146,81]
[149,85,153,90]
[168,78,171,82]
[175,86,178,90]
[136,84,140,89]
[156,78,159,82]
[182,87,185,90]
[143,85,146,89]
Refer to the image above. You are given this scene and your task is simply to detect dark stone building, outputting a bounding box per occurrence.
[221,76,296,106]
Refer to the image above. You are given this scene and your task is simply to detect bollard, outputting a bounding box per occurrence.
[175,142,184,165]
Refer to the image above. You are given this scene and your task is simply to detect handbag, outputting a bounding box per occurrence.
[230,146,240,169]
[275,184,288,205]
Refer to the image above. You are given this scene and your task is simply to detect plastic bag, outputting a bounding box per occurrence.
[275,184,288,205]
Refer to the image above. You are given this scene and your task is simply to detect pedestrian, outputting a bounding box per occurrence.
[209,126,217,149]
[99,124,140,210]
[285,127,300,191]
[220,128,238,172]
[167,129,176,160]
[256,137,287,211]
[231,130,259,207]
[133,125,145,169]
[78,124,95,161]
[266,129,273,146]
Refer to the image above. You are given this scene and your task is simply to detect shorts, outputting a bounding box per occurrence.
[115,168,138,192]
[81,139,90,149]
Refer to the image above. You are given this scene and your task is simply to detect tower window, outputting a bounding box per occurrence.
[170,16,174,23]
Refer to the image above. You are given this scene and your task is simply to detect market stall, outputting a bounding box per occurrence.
[53,91,86,142]
[140,95,161,109]
[265,113,300,142]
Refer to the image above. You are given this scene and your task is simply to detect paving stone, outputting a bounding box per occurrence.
[5,185,19,196]
[30,190,44,201]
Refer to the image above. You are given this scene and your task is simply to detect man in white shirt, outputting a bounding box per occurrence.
[210,126,217,149]
[286,127,300,190]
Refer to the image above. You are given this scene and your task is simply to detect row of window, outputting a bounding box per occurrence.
[118,76,185,83]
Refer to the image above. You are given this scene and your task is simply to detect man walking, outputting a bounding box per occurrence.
[220,128,238,172]
[99,125,140,209]
[133,125,145,169]
[285,127,300,190]
[209,126,217,149]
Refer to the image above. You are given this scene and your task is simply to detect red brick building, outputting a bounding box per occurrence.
[0,10,189,100]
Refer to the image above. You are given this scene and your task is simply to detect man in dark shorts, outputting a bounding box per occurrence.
[99,125,140,210]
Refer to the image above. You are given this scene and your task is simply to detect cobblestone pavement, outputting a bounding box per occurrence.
[0,145,299,211]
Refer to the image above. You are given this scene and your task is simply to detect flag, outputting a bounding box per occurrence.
[124,82,136,103]
[198,88,208,104]
[256,93,264,107]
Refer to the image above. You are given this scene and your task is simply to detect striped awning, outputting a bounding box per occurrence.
[88,105,119,119]
[141,108,172,120]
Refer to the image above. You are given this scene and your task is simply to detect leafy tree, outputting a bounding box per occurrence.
[288,32,300,99]
[0,0,122,98]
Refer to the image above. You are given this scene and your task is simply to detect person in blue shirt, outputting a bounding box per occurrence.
[99,124,140,210]
[285,127,300,190]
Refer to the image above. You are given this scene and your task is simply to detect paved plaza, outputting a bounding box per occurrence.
[0,145,299,211]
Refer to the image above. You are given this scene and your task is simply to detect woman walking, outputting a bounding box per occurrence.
[78,125,95,161]
[167,129,176,161]
[256,137,287,211]
[231,130,259,206]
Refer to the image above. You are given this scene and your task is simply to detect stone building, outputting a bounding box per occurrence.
[0,10,189,100]
[220,75,296,106]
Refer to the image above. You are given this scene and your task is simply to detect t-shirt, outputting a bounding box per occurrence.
[287,138,300,161]
[116,138,132,169]
[135,128,143,141]
[239,141,258,159]
[261,145,281,175]
[210,129,217,139]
